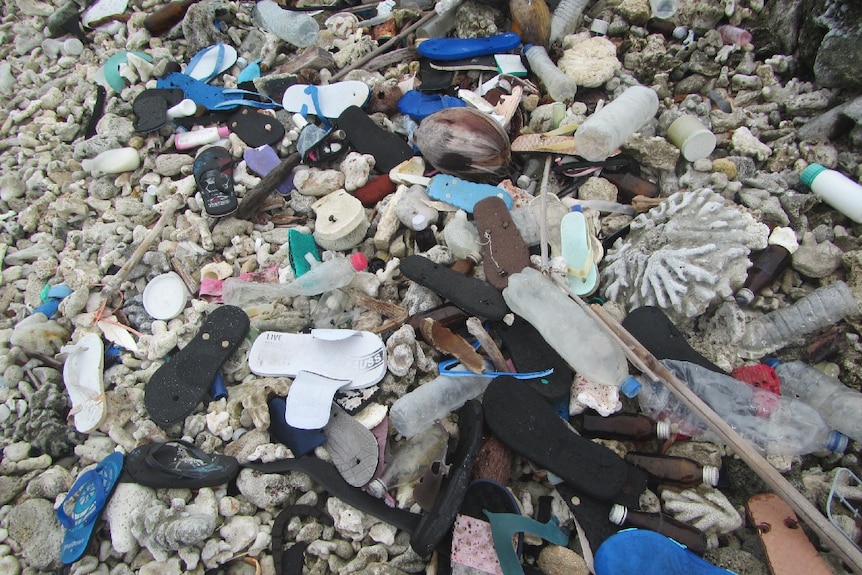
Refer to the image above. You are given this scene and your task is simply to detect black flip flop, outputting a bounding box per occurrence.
[621,307,726,374]
[122,439,240,488]
[227,106,285,148]
[133,88,185,133]
[489,317,573,401]
[400,255,509,321]
[145,305,250,426]
[483,376,647,508]
[336,105,414,173]
[272,504,333,575]
[194,146,238,218]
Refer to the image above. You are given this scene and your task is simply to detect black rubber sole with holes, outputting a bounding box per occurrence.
[144,305,250,426]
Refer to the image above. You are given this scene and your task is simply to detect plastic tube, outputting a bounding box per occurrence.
[523,45,577,103]
[549,0,589,44]
[573,85,659,162]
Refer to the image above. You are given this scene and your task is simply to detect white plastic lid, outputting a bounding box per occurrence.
[702,465,720,487]
[143,272,190,320]
[608,504,627,525]
[680,129,717,162]
[656,420,672,439]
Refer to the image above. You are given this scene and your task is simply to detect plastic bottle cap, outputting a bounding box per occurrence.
[412,213,429,231]
[608,504,627,525]
[620,376,642,398]
[656,420,672,439]
[590,19,609,35]
[734,288,754,306]
[350,252,369,271]
[217,125,231,138]
[800,163,827,188]
[143,272,190,320]
[366,478,386,498]
[702,465,720,487]
[763,358,780,368]
[828,431,849,453]
[667,115,716,162]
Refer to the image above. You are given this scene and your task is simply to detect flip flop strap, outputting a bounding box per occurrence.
[145,439,217,479]
[211,89,282,110]
[437,357,554,380]
[56,468,106,529]
[301,84,332,130]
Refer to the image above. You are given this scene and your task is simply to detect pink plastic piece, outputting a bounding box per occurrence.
[450,514,504,575]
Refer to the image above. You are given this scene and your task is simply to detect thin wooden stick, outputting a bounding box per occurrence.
[331,10,437,81]
[551,275,862,574]
[236,152,301,220]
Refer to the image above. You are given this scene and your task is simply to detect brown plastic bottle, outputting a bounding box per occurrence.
[144,0,199,36]
[609,504,709,556]
[624,452,719,486]
[601,172,660,202]
[582,413,667,441]
[734,244,792,306]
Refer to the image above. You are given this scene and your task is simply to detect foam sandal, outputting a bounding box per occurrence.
[244,144,294,195]
[560,208,599,296]
[248,330,386,429]
[194,146,238,218]
[323,404,379,487]
[336,106,414,173]
[272,505,333,575]
[227,106,285,148]
[397,90,466,121]
[122,439,240,488]
[483,376,647,508]
[144,305,250,426]
[185,43,237,83]
[428,175,514,213]
[158,72,282,111]
[132,88,185,133]
[416,32,522,61]
[268,396,326,457]
[484,512,569,575]
[61,333,107,434]
[399,255,509,321]
[57,451,124,564]
[594,529,734,575]
[282,81,370,120]
[473,196,531,290]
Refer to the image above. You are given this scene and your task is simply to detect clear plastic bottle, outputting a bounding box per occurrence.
[443,210,482,263]
[81,148,141,175]
[767,359,862,444]
[800,163,862,224]
[523,45,577,103]
[549,0,589,43]
[738,281,858,359]
[367,423,449,498]
[573,85,659,162]
[253,0,320,48]
[637,359,848,456]
[503,267,642,397]
[390,373,494,437]
[222,253,368,306]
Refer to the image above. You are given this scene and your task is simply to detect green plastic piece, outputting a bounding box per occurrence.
[288,229,320,277]
[483,511,569,575]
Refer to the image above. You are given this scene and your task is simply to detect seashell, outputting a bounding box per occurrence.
[601,189,769,323]
[509,0,551,48]
[414,108,511,181]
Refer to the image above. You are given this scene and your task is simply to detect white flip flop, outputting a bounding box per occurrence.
[282,81,370,120]
[184,43,238,84]
[61,333,107,433]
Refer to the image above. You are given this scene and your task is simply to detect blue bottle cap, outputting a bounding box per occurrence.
[620,376,642,398]
[763,358,780,368]
[828,431,848,453]
[210,371,228,401]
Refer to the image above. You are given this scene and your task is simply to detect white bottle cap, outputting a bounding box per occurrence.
[590,19,610,35]
[667,115,716,162]
[366,478,387,498]
[656,420,672,439]
[702,465,720,486]
[608,504,628,525]
[412,213,429,231]
[143,272,190,320]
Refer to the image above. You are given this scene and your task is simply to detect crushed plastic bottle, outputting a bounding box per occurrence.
[503,267,641,397]
[523,44,577,103]
[367,423,449,499]
[573,85,659,162]
[638,359,848,456]
[253,0,320,48]
[767,359,862,444]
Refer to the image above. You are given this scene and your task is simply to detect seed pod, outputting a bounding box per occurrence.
[414,107,511,181]
[510,0,551,48]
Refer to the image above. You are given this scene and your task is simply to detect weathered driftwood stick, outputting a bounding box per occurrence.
[331,11,437,81]
[551,276,862,574]
[236,152,301,220]
[364,47,419,72]
[466,317,508,372]
[102,196,182,297]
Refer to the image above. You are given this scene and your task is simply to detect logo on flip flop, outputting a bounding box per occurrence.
[352,349,384,371]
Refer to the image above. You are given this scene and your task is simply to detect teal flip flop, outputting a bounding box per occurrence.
[57,452,124,565]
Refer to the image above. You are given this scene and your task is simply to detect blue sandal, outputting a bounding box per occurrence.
[157,72,282,111]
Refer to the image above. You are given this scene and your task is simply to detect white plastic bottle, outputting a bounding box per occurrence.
[638,359,848,456]
[503,267,641,396]
[367,424,449,499]
[573,85,659,162]
[767,359,862,444]
[390,372,494,437]
[253,0,320,48]
[81,148,141,175]
[549,0,589,44]
[175,126,230,151]
[523,45,577,103]
[222,253,368,306]
[738,281,858,359]
[800,163,862,224]
[443,210,482,263]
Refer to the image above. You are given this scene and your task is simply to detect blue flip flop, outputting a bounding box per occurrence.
[397,90,466,121]
[185,43,238,83]
[417,32,521,61]
[595,529,738,575]
[57,452,124,565]
[157,72,281,111]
